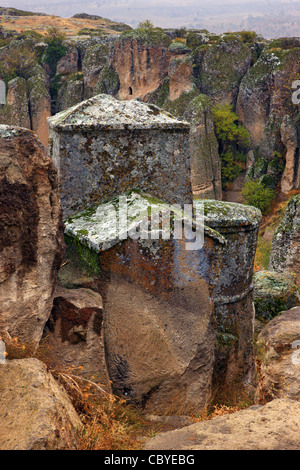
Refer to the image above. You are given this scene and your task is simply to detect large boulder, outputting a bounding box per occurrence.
[47,285,107,384]
[269,194,300,288]
[144,398,300,450]
[255,307,300,401]
[0,126,64,344]
[0,358,82,450]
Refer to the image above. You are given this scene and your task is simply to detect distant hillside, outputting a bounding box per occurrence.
[0,10,131,37]
[4,0,300,39]
[0,6,46,16]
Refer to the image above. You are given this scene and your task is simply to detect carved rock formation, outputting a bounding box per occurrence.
[48,94,192,218]
[113,38,173,100]
[51,96,261,412]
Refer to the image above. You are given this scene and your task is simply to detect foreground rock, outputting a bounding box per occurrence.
[0,126,64,344]
[255,307,300,401]
[46,285,108,384]
[144,398,300,450]
[0,358,82,450]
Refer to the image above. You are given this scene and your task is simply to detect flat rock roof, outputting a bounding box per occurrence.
[64,193,227,254]
[48,94,190,131]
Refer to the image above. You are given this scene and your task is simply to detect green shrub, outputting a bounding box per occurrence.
[242,179,275,214]
[239,31,257,44]
[221,150,242,185]
[43,27,67,75]
[212,104,250,147]
[186,32,203,49]
[16,30,43,41]
[212,104,250,186]
[121,21,171,47]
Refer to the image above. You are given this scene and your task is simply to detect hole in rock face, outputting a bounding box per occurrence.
[128,86,133,95]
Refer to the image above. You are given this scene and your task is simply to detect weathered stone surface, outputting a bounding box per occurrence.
[51,285,103,343]
[144,398,300,450]
[82,43,109,97]
[236,47,276,147]
[0,77,30,129]
[236,41,300,192]
[93,64,120,96]
[48,94,191,218]
[100,234,216,414]
[154,86,222,201]
[64,192,216,413]
[46,285,107,383]
[280,116,298,193]
[27,74,51,147]
[253,271,300,321]
[56,45,79,76]
[113,38,173,100]
[0,358,82,450]
[199,36,252,106]
[199,199,262,390]
[269,194,300,288]
[184,95,222,200]
[65,194,261,411]
[168,56,194,101]
[255,307,300,401]
[0,125,64,344]
[56,75,84,113]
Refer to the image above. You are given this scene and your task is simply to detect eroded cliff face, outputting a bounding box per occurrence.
[237,38,300,193]
[0,38,51,147]
[1,29,300,198]
[112,38,174,100]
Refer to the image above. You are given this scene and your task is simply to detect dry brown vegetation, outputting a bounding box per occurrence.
[3,332,258,450]
[0,14,121,37]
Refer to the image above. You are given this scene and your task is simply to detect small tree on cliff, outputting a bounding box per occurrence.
[43,27,67,76]
[121,20,171,47]
[212,104,250,186]
[137,20,154,30]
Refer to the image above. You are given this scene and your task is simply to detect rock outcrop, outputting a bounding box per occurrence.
[153,87,222,200]
[113,36,173,100]
[0,358,82,450]
[255,307,300,401]
[51,286,103,345]
[253,271,300,321]
[0,125,64,344]
[280,116,299,193]
[237,39,300,193]
[144,398,300,450]
[0,39,51,146]
[199,35,252,106]
[46,285,107,384]
[269,194,300,288]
